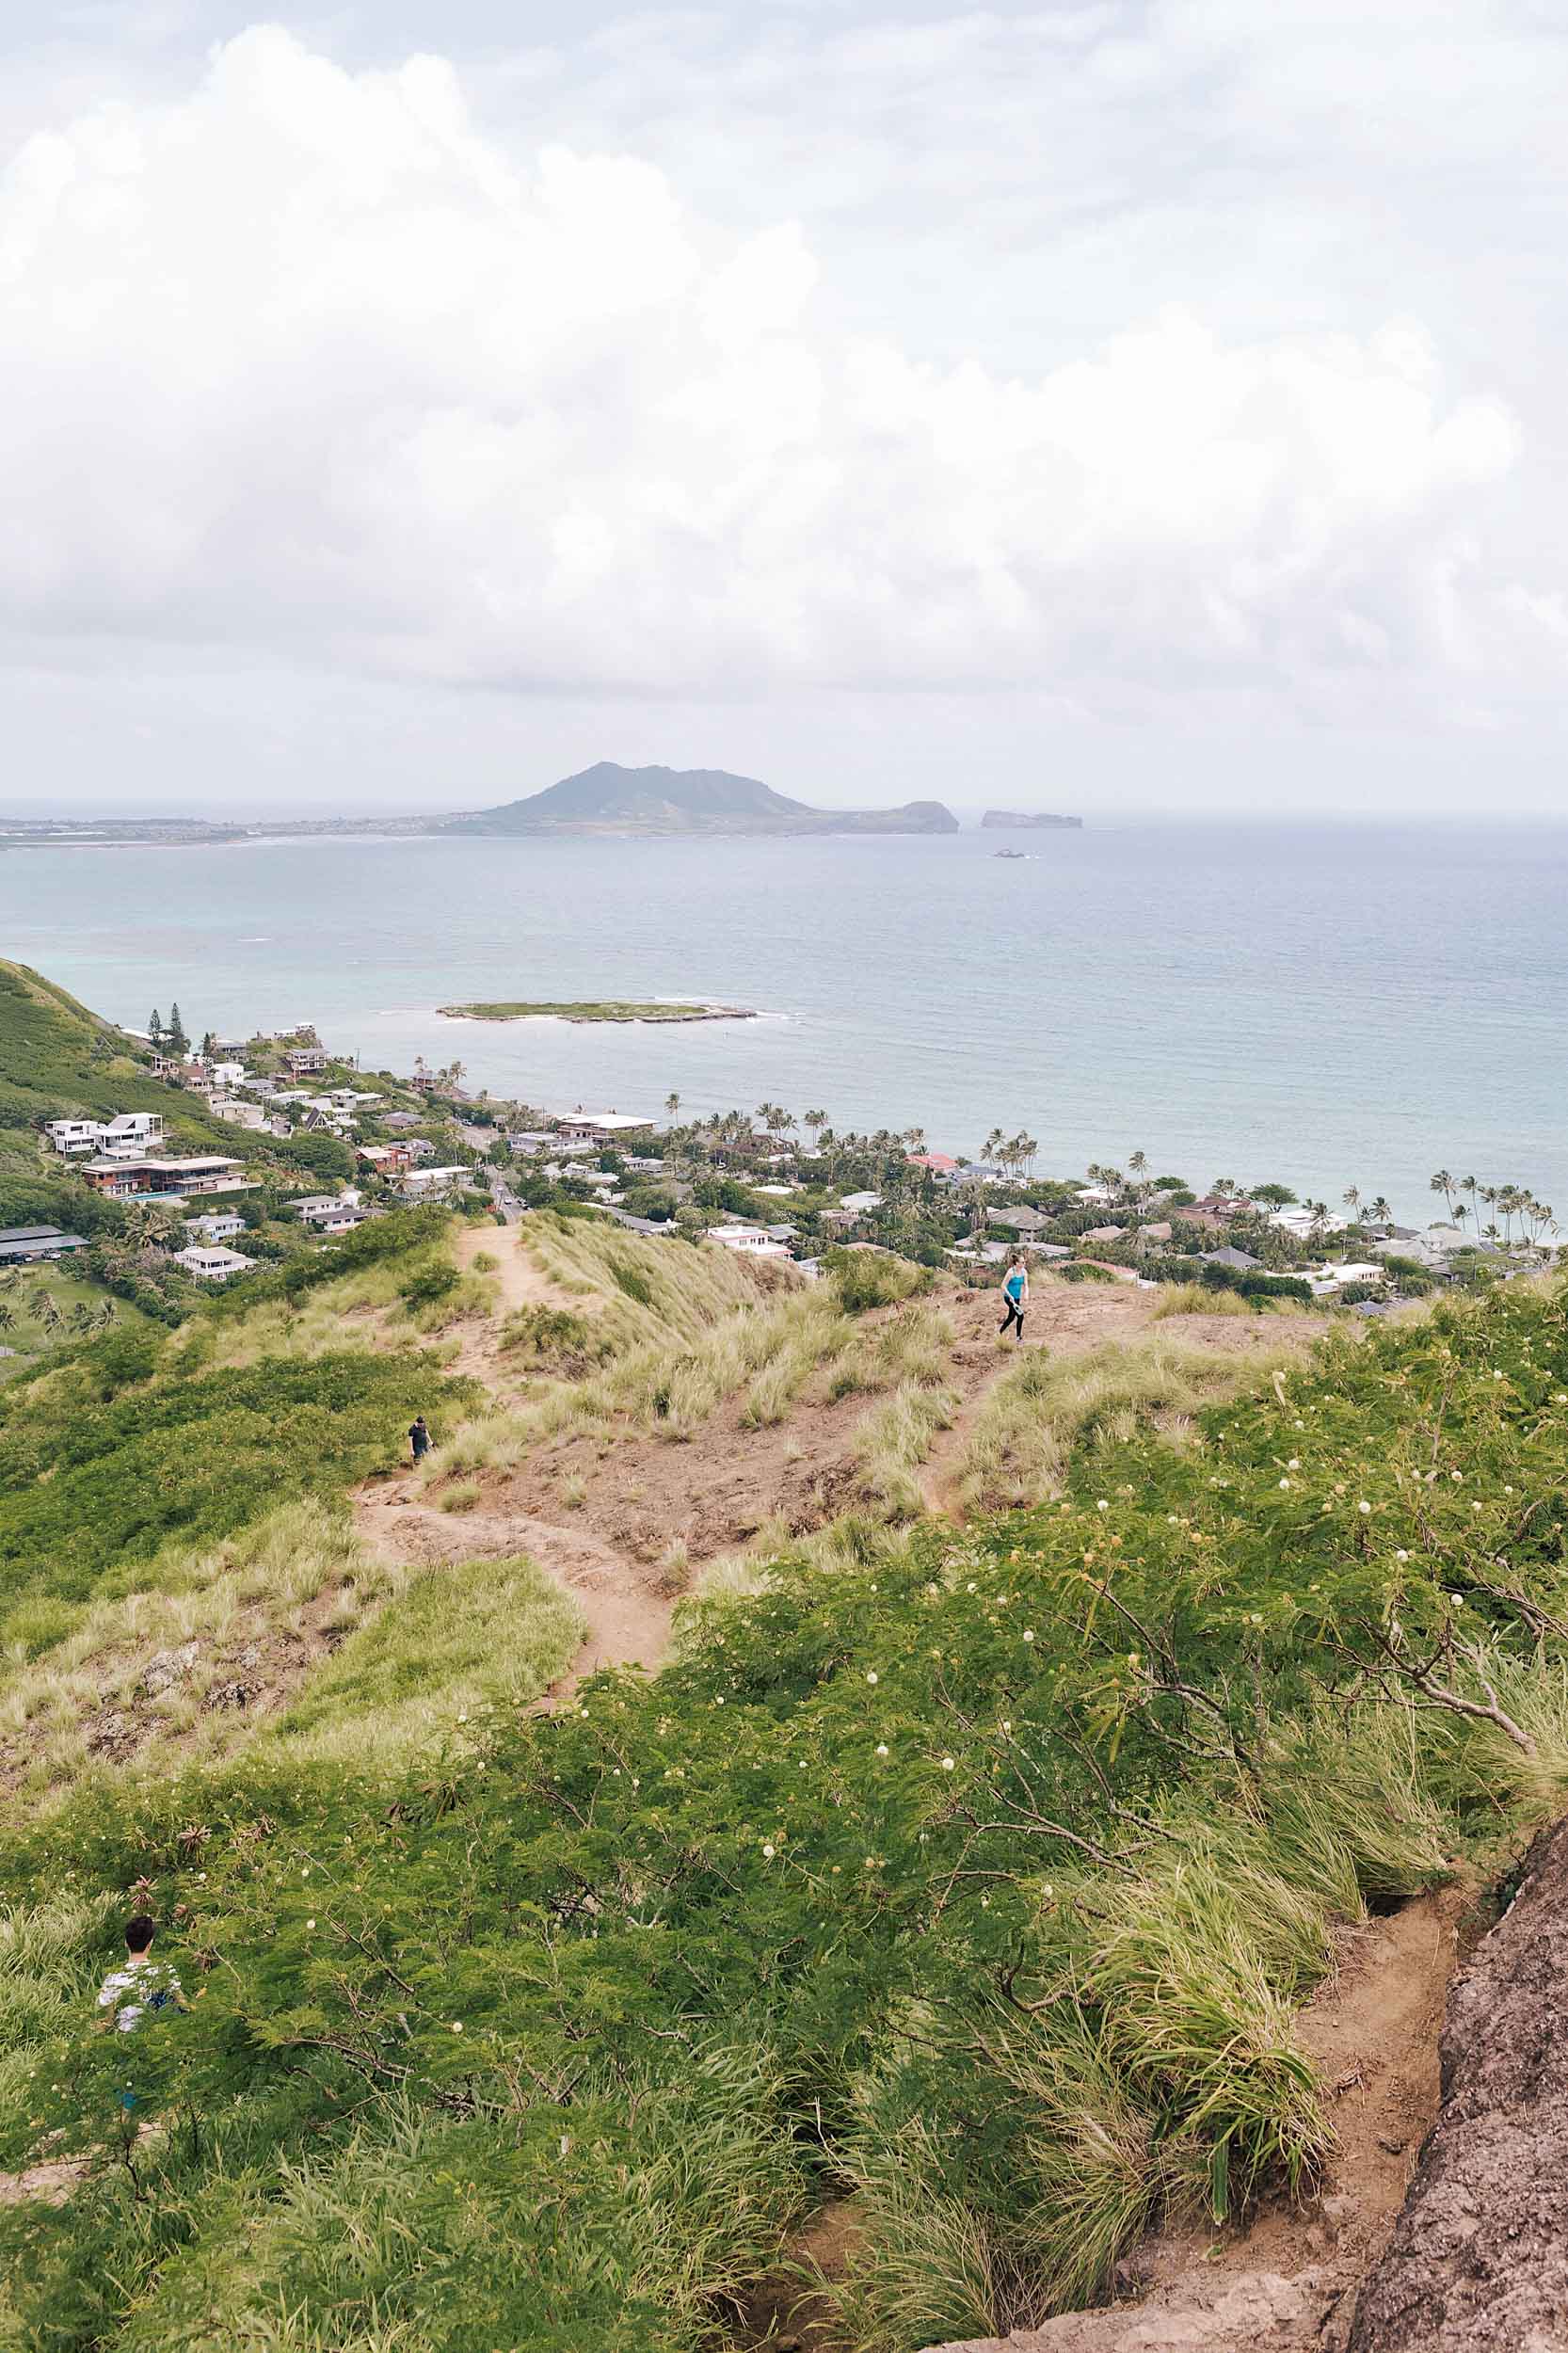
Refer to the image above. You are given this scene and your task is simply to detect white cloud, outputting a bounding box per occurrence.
[0,23,1550,717]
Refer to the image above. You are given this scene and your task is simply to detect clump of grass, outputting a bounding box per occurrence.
[854,1380,958,1519]
[440,1481,481,1514]
[499,1305,604,1373]
[560,1473,588,1511]
[1150,1283,1259,1320]
[953,1331,1301,1512]
[830,2110,1045,2349]
[274,1552,584,1760]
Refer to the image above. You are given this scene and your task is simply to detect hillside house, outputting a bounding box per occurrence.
[83,1153,251,1203]
[1080,1224,1126,1244]
[906,1152,961,1179]
[358,1144,412,1178]
[184,1210,247,1243]
[45,1112,165,1160]
[283,1047,328,1077]
[209,1062,248,1089]
[1203,1245,1262,1273]
[706,1226,792,1258]
[173,1244,256,1283]
[555,1112,655,1146]
[399,1165,471,1196]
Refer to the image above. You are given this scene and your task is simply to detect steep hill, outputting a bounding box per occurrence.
[1,980,1565,2353]
[440,760,959,836]
[0,959,350,1209]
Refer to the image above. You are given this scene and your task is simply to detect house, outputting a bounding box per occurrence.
[399,1164,472,1195]
[1269,1206,1344,1241]
[1074,1184,1116,1206]
[82,1153,251,1202]
[907,1152,961,1178]
[209,1062,248,1090]
[211,1096,268,1132]
[1203,1245,1262,1273]
[1132,1222,1175,1251]
[383,1110,424,1130]
[294,1191,364,1227]
[0,1225,89,1263]
[838,1192,883,1214]
[1080,1224,1126,1244]
[173,1244,256,1283]
[45,1112,165,1159]
[554,1112,655,1146]
[358,1144,412,1178]
[706,1226,792,1258]
[990,1205,1053,1235]
[283,1047,327,1077]
[184,1211,247,1244]
[1304,1261,1389,1299]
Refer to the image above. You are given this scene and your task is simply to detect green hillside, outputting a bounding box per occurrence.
[0,961,351,1206]
[0,1123,1564,2352]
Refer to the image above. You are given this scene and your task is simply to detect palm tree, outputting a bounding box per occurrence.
[1430,1170,1457,1221]
[983,1128,1005,1169]
[1462,1176,1480,1236]
[664,1091,681,1121]
[804,1109,827,1145]
[1369,1195,1393,1225]
[1342,1186,1361,1219]
[904,1126,927,1156]
[1128,1148,1148,1207]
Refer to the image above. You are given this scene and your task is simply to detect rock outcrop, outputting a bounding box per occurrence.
[1347,1816,1568,2351]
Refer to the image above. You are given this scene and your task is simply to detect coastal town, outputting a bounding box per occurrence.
[8,999,1557,1353]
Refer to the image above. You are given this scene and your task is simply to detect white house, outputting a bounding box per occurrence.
[706,1225,792,1258]
[1270,1206,1345,1241]
[554,1112,654,1145]
[1304,1260,1389,1299]
[838,1192,883,1214]
[209,1062,248,1089]
[400,1165,472,1195]
[45,1112,165,1159]
[184,1211,247,1244]
[173,1244,256,1283]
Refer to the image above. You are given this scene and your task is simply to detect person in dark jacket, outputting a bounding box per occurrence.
[408,1414,431,1465]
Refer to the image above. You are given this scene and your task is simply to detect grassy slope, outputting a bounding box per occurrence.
[0,1266,1563,2350]
[0,965,248,1167]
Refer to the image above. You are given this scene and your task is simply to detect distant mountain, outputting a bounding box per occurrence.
[440,762,960,838]
[980,809,1083,830]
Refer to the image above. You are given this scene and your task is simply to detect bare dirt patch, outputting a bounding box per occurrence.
[353,1484,669,1696]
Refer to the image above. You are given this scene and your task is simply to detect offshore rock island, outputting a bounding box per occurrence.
[980,808,1083,829]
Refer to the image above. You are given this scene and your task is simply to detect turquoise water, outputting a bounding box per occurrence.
[3,824,1564,1224]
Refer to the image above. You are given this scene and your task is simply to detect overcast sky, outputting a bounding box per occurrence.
[3,1,1566,817]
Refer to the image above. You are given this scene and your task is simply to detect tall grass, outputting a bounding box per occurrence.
[1149,1283,1263,1320]
[854,1381,958,1518]
[952,1331,1300,1512]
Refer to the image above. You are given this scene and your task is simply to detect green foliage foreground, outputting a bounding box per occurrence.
[3,1282,1568,2350]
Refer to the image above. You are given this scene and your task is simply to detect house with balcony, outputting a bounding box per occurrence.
[82,1153,251,1203]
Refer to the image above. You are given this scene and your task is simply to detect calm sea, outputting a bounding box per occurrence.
[4,824,1564,1225]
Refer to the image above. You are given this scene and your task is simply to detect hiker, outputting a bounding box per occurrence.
[999,1255,1029,1344]
[95,1914,188,2112]
[408,1413,431,1465]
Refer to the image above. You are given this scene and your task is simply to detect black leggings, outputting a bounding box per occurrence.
[1000,1299,1025,1338]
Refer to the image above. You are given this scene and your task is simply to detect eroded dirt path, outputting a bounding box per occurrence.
[354,1483,672,1695]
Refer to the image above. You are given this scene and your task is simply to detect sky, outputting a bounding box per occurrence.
[2,1,1567,818]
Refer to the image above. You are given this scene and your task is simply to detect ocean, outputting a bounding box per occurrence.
[4,824,1564,1225]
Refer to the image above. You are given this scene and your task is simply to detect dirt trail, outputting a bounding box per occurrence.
[923,1885,1468,2353]
[452,1221,587,1317]
[354,1482,671,1694]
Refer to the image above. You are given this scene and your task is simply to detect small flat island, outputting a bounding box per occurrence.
[437,999,759,1024]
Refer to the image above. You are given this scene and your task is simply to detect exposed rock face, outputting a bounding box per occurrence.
[927,2271,1331,2352]
[1347,1817,1568,2351]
